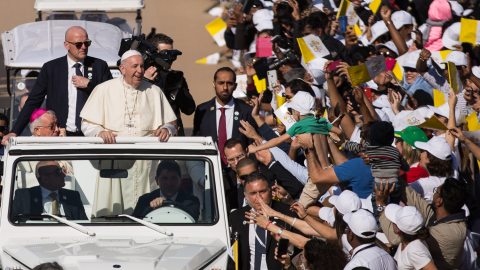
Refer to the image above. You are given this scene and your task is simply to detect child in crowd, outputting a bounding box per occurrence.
[341,121,410,226]
[248,91,342,154]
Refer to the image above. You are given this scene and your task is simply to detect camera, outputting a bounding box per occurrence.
[118,34,184,91]
[253,49,297,79]
[277,1,293,16]
[270,34,292,50]
[268,49,297,70]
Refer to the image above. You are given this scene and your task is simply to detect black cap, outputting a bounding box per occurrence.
[370,121,394,146]
[412,89,434,107]
[252,0,264,8]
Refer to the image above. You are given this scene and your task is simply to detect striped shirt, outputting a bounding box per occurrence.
[342,142,410,178]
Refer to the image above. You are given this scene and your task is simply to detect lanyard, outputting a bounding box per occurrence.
[351,244,376,259]
[253,225,266,248]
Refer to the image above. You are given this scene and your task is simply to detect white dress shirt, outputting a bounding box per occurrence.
[66,56,84,132]
[215,98,235,139]
[40,186,65,216]
[160,190,178,201]
[344,244,398,270]
[249,222,268,270]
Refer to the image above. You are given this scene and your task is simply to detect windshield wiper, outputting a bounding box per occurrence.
[41,213,96,236]
[117,214,173,236]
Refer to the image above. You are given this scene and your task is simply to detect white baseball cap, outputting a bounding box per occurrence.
[402,50,421,69]
[385,204,424,235]
[427,103,463,126]
[328,190,362,215]
[288,91,316,115]
[414,136,452,161]
[472,66,480,78]
[319,207,335,227]
[449,1,464,16]
[255,20,274,32]
[252,9,274,26]
[375,41,399,56]
[445,51,467,66]
[372,94,392,109]
[391,11,413,30]
[369,21,389,44]
[361,198,373,212]
[415,106,435,119]
[343,209,377,238]
[442,22,462,51]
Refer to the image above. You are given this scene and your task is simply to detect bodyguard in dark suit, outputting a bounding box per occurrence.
[11,161,88,222]
[192,67,258,166]
[131,161,200,221]
[5,26,112,140]
[230,173,299,270]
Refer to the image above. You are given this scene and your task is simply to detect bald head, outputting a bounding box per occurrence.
[64,26,89,62]
[237,158,256,170]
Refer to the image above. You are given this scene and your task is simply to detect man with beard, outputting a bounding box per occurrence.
[192,67,257,167]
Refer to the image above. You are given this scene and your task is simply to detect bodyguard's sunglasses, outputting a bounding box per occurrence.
[66,40,92,49]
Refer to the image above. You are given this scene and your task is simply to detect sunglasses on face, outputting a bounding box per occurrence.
[66,40,92,49]
[239,171,258,181]
[376,51,392,57]
[41,167,64,177]
[0,126,7,133]
[287,107,293,115]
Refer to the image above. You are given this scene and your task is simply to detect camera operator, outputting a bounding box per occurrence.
[143,33,195,136]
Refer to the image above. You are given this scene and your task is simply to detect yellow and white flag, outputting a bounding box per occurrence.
[367,0,382,14]
[297,34,329,64]
[336,0,359,25]
[467,113,480,131]
[347,56,386,87]
[205,18,227,47]
[227,239,240,270]
[447,61,463,93]
[430,50,452,69]
[195,52,220,64]
[459,18,480,44]
[253,75,267,92]
[433,89,447,107]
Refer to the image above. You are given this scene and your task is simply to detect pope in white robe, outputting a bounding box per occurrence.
[80,50,177,216]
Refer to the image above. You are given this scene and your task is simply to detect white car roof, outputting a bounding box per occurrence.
[34,0,145,11]
[1,20,123,68]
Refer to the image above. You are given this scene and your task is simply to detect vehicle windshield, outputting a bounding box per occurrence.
[9,158,217,225]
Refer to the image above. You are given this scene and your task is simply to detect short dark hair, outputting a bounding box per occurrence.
[237,157,256,171]
[300,14,325,31]
[402,226,430,242]
[258,29,273,37]
[214,67,236,83]
[33,262,64,270]
[426,152,454,177]
[156,161,181,178]
[355,234,376,245]
[440,178,469,214]
[303,239,348,270]
[147,33,174,48]
[361,121,379,144]
[0,113,9,129]
[284,79,315,97]
[243,172,269,189]
[223,138,246,153]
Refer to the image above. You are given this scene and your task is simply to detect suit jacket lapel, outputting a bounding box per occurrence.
[61,55,70,107]
[206,98,218,142]
[59,189,73,219]
[232,99,241,139]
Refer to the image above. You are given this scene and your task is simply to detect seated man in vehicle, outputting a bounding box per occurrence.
[11,161,88,222]
[132,161,200,221]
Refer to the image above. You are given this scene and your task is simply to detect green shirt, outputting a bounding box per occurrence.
[286,115,333,137]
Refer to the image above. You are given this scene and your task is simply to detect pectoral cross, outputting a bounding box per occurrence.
[125,121,135,135]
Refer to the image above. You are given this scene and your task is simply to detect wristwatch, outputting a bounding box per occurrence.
[377,205,385,213]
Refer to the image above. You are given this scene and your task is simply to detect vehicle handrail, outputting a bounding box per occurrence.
[11,136,215,145]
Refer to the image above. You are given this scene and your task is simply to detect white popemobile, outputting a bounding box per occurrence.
[0,137,230,270]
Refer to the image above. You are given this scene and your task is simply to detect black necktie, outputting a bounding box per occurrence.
[254,224,266,270]
[74,63,87,131]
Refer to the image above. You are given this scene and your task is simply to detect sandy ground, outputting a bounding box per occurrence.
[0,0,233,135]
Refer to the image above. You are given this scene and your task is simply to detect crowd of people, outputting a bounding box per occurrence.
[2,0,480,268]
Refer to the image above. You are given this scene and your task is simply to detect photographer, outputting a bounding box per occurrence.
[144,33,196,136]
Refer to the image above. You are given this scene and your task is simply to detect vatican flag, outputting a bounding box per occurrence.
[195,53,220,64]
[459,18,480,44]
[336,0,359,25]
[447,61,463,93]
[467,113,480,131]
[205,18,227,47]
[347,56,386,87]
[433,89,447,107]
[367,0,382,13]
[297,34,329,63]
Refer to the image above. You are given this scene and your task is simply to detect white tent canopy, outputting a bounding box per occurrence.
[34,0,144,11]
[2,20,123,68]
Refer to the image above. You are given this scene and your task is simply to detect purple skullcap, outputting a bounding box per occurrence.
[30,108,48,123]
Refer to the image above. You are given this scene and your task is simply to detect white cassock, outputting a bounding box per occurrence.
[80,76,177,217]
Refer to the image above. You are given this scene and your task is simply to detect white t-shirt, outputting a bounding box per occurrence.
[394,239,433,270]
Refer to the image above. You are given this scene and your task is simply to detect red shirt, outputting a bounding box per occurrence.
[401,162,430,183]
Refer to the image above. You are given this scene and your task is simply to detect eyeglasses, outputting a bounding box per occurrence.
[66,40,92,49]
[41,168,64,177]
[239,171,258,181]
[37,122,58,131]
[376,51,393,57]
[226,153,245,163]
[433,186,440,195]
[287,107,293,115]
